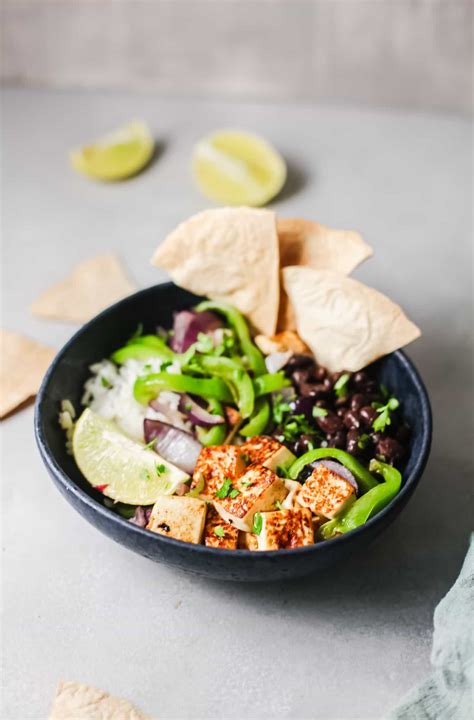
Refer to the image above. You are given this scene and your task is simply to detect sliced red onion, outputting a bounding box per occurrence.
[149,397,185,427]
[144,419,202,474]
[178,393,224,427]
[129,506,147,528]
[312,459,358,492]
[170,310,222,352]
[265,350,293,374]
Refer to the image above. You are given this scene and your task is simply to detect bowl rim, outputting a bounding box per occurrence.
[35,282,433,560]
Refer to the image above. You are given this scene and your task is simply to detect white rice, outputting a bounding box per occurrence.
[81,357,191,441]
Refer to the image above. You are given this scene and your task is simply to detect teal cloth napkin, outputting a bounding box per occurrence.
[390,534,473,719]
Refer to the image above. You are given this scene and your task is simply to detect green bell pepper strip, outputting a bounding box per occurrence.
[195,355,254,419]
[195,300,267,376]
[288,448,379,494]
[133,373,233,405]
[196,399,227,447]
[111,342,174,365]
[253,372,291,397]
[239,397,271,438]
[319,460,402,540]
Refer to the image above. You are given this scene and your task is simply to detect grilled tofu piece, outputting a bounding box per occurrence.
[147,496,206,544]
[297,464,356,519]
[214,463,287,532]
[257,508,314,550]
[240,436,295,475]
[204,506,239,550]
[238,531,259,551]
[281,479,303,510]
[191,445,247,499]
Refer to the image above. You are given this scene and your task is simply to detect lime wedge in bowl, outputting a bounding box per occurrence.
[192,129,286,206]
[72,409,189,505]
[70,120,154,181]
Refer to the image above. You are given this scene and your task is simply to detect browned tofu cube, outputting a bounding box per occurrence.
[281,479,303,510]
[147,496,207,544]
[257,508,314,550]
[240,436,295,475]
[191,445,247,499]
[238,531,259,551]
[297,464,356,519]
[204,506,239,550]
[213,463,287,532]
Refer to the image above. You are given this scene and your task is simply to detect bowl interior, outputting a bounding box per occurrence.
[36,283,432,544]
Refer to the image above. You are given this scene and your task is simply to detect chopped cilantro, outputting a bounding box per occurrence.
[275,500,283,511]
[372,396,400,432]
[272,393,292,424]
[334,373,350,398]
[252,512,263,535]
[281,414,314,443]
[312,406,328,418]
[241,480,254,488]
[357,433,370,450]
[229,488,240,499]
[215,477,233,499]
[100,377,112,388]
[214,526,225,538]
[155,463,167,476]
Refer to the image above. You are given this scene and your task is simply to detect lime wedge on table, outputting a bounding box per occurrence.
[192,129,287,206]
[72,409,188,505]
[70,121,154,181]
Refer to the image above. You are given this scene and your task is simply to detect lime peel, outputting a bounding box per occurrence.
[72,409,189,505]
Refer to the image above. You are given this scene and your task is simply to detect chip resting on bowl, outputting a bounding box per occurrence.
[49,680,150,719]
[31,254,135,323]
[277,218,373,332]
[0,329,55,418]
[151,207,280,335]
[283,266,421,372]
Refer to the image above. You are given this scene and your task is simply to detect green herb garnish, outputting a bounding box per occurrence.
[275,500,283,511]
[312,406,328,418]
[252,512,263,535]
[272,393,292,424]
[196,332,214,354]
[334,373,350,398]
[357,433,370,450]
[100,377,112,388]
[228,488,240,499]
[281,414,314,443]
[155,463,167,476]
[372,397,400,433]
[215,477,233,499]
[214,526,225,538]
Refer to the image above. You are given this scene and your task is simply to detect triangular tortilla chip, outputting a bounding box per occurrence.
[283,266,421,372]
[277,218,373,332]
[151,207,280,335]
[0,330,55,418]
[31,254,135,323]
[50,681,150,719]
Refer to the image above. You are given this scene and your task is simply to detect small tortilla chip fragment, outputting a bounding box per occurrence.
[0,330,55,418]
[283,266,421,372]
[277,218,373,331]
[151,207,280,335]
[254,330,310,356]
[50,680,150,720]
[31,254,135,323]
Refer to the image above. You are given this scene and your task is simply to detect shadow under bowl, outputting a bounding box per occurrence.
[35,283,432,581]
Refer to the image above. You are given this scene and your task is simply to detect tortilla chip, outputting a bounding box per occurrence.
[277,218,373,332]
[0,330,55,418]
[151,207,280,335]
[254,330,310,356]
[50,681,150,720]
[283,266,421,372]
[31,254,135,323]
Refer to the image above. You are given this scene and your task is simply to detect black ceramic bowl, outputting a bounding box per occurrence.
[35,283,432,582]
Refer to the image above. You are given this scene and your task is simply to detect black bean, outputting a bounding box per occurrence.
[353,371,369,387]
[294,434,317,455]
[346,428,360,454]
[343,409,361,429]
[290,395,316,419]
[316,413,344,435]
[328,430,347,449]
[375,437,404,464]
[336,407,346,418]
[359,405,378,427]
[351,393,367,411]
[285,354,315,372]
[315,366,327,381]
[291,368,313,387]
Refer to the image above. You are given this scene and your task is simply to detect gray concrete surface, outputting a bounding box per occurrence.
[1,88,472,720]
[2,0,473,115]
